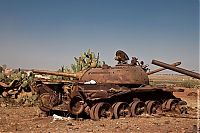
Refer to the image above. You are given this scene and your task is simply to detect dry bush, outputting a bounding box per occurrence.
[179,80,200,88]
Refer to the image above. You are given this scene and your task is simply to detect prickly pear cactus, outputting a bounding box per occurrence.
[70,49,103,72]
[0,66,38,106]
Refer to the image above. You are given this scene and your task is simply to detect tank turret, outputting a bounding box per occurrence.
[32,50,151,86]
[33,64,149,86]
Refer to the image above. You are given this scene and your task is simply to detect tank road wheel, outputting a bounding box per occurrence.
[130,101,146,116]
[93,102,113,120]
[89,104,97,120]
[146,101,161,115]
[113,102,131,119]
[68,96,84,115]
[163,99,179,111]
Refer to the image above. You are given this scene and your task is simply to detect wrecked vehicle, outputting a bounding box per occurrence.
[32,50,200,120]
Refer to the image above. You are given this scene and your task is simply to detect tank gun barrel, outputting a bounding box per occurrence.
[147,61,181,75]
[32,70,83,79]
[152,60,200,79]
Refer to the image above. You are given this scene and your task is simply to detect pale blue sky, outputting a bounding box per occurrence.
[0,0,199,73]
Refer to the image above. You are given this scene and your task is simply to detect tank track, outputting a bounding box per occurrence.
[37,84,190,120]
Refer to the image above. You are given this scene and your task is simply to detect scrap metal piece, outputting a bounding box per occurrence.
[115,50,129,64]
[0,82,9,88]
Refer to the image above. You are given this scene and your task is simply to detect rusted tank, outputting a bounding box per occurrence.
[33,51,197,120]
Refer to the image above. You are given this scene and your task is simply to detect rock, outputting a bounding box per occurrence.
[2,91,8,97]
[1,103,7,107]
[164,120,170,124]
[181,128,186,133]
[66,122,74,126]
[115,126,120,129]
[100,124,105,127]
[152,122,159,126]
[187,92,197,97]
[192,125,198,132]
[74,127,79,130]
[86,128,93,132]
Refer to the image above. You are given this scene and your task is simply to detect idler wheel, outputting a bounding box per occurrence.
[38,93,58,112]
[130,101,146,116]
[146,101,161,115]
[113,102,131,119]
[162,99,187,113]
[176,100,187,114]
[68,96,84,115]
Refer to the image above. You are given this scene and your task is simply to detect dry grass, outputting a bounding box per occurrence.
[149,74,200,88]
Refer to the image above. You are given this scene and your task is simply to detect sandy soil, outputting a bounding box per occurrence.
[0,87,199,133]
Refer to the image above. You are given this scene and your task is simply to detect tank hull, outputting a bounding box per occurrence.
[35,81,186,120]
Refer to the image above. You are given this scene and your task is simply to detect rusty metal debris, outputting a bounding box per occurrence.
[115,50,129,64]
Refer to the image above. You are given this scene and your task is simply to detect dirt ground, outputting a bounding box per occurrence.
[0,87,198,133]
[0,74,199,133]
